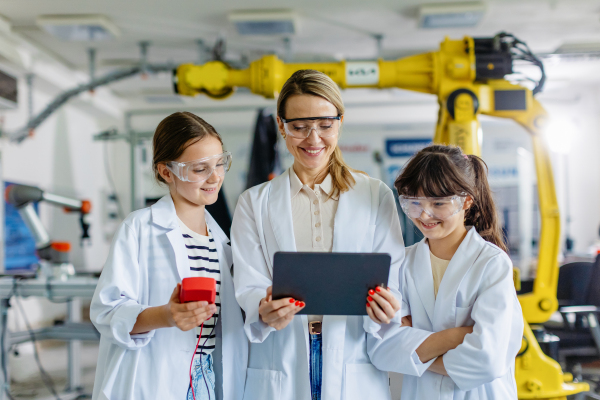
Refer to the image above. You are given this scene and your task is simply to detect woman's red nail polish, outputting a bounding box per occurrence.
[369,289,375,295]
[289,298,295,303]
[300,302,305,307]
[366,303,371,307]
[376,287,382,292]
[367,296,373,302]
[295,301,301,306]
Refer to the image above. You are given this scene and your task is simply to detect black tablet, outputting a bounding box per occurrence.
[271,252,391,316]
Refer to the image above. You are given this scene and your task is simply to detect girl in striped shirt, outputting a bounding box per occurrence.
[91,112,247,400]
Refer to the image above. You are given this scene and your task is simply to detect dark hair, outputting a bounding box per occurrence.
[394,144,508,253]
[277,69,365,199]
[152,111,223,184]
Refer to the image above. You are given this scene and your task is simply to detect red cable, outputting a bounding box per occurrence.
[190,323,204,400]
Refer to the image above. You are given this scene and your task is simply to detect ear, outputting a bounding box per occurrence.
[276,116,286,139]
[463,195,474,211]
[157,163,174,184]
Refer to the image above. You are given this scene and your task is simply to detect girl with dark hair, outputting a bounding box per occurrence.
[368,144,523,399]
[90,112,247,400]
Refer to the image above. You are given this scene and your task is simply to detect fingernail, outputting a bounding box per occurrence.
[369,289,375,295]
[289,298,295,303]
[299,302,305,307]
[376,287,381,292]
[295,301,301,306]
[366,303,371,307]
[367,296,373,302]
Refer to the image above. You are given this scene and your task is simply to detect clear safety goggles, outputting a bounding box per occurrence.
[166,152,232,183]
[281,116,341,139]
[398,195,466,221]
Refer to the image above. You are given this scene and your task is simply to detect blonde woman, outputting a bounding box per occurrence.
[231,70,405,400]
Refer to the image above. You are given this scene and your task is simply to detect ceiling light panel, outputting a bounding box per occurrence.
[36,15,120,41]
[229,10,296,36]
[419,2,485,29]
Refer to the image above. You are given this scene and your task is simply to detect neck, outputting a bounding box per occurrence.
[293,162,328,189]
[170,191,207,236]
[428,225,468,260]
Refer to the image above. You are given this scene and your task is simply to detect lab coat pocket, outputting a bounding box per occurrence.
[344,363,390,400]
[456,305,474,327]
[242,368,282,400]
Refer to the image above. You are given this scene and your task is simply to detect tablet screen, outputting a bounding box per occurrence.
[272,252,391,316]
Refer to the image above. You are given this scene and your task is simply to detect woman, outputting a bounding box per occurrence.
[91,112,247,400]
[231,70,405,400]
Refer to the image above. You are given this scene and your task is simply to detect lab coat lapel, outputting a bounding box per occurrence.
[433,227,485,331]
[151,195,190,281]
[412,240,436,327]
[207,212,247,400]
[320,181,370,400]
[267,170,297,253]
[332,175,371,252]
[321,315,346,400]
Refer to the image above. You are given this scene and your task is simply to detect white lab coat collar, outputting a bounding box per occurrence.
[413,227,486,330]
[267,169,373,400]
[150,194,231,280]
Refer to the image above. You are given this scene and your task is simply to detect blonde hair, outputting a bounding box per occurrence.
[277,69,365,198]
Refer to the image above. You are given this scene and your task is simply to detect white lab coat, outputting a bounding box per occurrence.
[368,227,523,400]
[90,195,248,400]
[231,169,405,400]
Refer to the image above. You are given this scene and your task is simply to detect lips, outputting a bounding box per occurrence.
[419,220,440,229]
[301,147,324,156]
[201,187,218,193]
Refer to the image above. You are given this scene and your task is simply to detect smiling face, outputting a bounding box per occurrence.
[157,135,225,208]
[410,194,473,243]
[277,94,341,177]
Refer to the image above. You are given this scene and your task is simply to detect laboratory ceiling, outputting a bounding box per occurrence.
[0,0,599,100]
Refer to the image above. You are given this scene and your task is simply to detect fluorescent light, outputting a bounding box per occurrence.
[36,15,120,41]
[229,10,296,36]
[419,2,485,29]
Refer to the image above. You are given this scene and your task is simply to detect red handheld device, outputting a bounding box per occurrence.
[179,277,216,304]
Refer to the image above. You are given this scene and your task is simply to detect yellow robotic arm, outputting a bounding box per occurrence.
[174,33,588,399]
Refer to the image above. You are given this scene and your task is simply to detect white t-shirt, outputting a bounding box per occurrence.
[177,217,221,357]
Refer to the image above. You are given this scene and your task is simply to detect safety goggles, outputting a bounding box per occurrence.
[398,195,466,221]
[281,116,341,139]
[166,152,232,183]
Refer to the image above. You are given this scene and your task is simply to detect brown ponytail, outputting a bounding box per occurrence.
[394,144,508,253]
[277,69,365,199]
[464,155,508,253]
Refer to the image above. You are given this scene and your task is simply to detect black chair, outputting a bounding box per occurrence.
[545,255,600,374]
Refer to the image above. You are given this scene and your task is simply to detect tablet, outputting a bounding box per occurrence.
[271,252,391,316]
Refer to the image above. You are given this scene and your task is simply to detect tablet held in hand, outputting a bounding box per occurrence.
[271,252,391,316]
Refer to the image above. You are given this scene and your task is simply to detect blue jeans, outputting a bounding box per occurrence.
[187,354,215,400]
[310,333,322,400]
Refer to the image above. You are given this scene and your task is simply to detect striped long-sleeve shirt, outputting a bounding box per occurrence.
[177,218,221,357]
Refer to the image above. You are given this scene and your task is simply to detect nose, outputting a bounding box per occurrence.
[305,127,322,144]
[205,167,220,183]
[419,209,434,220]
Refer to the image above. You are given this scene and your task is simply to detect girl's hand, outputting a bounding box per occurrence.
[259,286,305,330]
[163,284,217,332]
[366,286,401,324]
[401,315,413,327]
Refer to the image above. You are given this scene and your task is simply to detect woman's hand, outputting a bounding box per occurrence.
[259,286,305,330]
[366,286,401,324]
[163,284,217,332]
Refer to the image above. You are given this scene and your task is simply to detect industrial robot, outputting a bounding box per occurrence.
[5,184,91,279]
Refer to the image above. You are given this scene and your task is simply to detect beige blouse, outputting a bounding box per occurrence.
[290,167,339,323]
[430,251,450,299]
